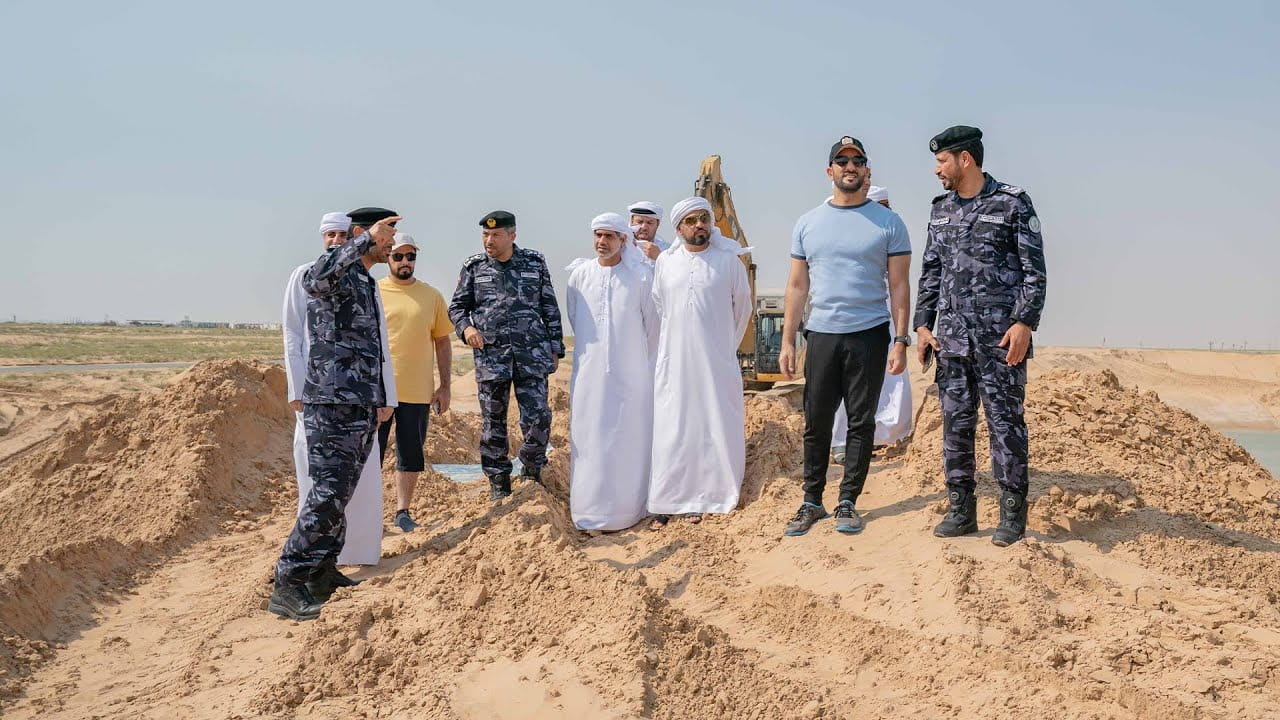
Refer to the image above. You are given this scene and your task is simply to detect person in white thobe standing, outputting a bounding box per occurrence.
[565,213,660,531]
[647,198,753,529]
[282,211,396,566]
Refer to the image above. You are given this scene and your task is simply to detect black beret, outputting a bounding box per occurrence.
[347,207,398,226]
[929,125,983,153]
[828,136,866,164]
[479,210,516,229]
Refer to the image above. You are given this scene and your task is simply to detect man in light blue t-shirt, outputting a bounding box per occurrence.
[779,135,912,537]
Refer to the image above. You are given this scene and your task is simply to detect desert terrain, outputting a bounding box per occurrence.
[0,345,1277,719]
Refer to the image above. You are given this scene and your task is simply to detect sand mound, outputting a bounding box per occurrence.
[0,360,295,699]
[740,393,806,507]
[5,357,1280,719]
[423,410,483,464]
[904,369,1280,539]
[250,487,822,719]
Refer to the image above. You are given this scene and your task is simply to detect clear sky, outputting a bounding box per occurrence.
[3,0,1277,349]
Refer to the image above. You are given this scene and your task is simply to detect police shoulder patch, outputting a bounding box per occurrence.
[997,184,1024,196]
[519,247,546,261]
[463,253,486,267]
[931,192,949,204]
[1027,216,1041,233]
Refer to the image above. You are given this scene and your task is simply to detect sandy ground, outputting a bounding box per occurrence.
[0,349,1277,719]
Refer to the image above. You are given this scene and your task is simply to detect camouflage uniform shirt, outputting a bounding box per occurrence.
[913,173,1047,358]
[449,246,565,382]
[300,232,387,406]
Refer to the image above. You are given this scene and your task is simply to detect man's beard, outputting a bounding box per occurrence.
[834,174,864,194]
[393,266,413,279]
[685,230,710,246]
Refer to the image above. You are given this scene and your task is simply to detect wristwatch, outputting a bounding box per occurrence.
[893,335,912,347]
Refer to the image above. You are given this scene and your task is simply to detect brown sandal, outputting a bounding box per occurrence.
[648,515,670,531]
[686,514,703,524]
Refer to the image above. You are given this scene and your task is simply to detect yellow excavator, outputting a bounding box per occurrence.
[692,155,801,390]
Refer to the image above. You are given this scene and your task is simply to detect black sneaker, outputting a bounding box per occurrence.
[783,502,829,537]
[267,583,324,621]
[833,500,864,534]
[394,509,419,533]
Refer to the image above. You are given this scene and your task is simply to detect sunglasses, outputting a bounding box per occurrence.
[391,252,417,262]
[832,155,868,167]
[681,212,712,226]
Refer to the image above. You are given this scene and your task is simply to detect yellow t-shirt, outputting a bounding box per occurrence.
[378,278,453,404]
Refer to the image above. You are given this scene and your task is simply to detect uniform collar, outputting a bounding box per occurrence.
[977,172,1000,198]
[946,172,999,206]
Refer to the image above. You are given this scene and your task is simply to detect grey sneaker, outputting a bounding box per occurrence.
[783,502,829,537]
[833,500,864,534]
[831,445,847,464]
[394,510,419,533]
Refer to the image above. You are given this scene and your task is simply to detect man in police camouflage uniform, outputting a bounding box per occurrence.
[449,210,564,502]
[268,208,400,621]
[913,126,1046,547]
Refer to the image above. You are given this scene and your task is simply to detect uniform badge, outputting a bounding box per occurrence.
[841,136,853,145]
[977,214,1008,225]
[1028,216,1041,233]
[929,217,950,226]
[929,139,939,152]
[486,218,497,228]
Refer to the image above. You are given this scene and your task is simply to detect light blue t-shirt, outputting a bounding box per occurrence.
[790,200,912,334]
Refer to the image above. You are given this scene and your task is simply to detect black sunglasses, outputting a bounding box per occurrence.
[832,155,867,167]
[391,252,417,262]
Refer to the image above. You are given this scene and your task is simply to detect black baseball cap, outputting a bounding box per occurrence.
[828,136,866,163]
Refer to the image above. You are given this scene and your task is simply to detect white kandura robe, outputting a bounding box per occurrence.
[565,251,660,530]
[648,242,753,515]
[831,316,914,448]
[283,260,397,566]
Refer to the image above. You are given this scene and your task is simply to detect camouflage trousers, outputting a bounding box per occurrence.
[477,375,550,477]
[275,403,378,587]
[937,353,1029,494]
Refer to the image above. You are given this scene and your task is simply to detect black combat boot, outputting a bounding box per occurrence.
[267,582,324,621]
[991,490,1028,547]
[933,486,979,538]
[307,562,361,602]
[489,472,512,502]
[520,466,543,486]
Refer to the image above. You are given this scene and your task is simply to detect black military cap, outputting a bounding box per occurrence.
[828,136,866,163]
[347,207,398,227]
[479,210,516,229]
[929,125,983,153]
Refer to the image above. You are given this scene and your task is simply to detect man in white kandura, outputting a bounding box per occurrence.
[565,212,660,531]
[647,198,753,530]
[627,200,669,265]
[282,211,396,566]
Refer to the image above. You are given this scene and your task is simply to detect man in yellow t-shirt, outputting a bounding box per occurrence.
[377,233,454,532]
